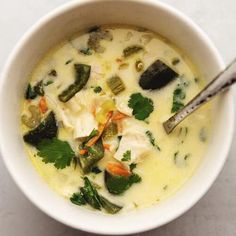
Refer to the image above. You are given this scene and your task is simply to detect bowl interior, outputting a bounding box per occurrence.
[0,0,234,234]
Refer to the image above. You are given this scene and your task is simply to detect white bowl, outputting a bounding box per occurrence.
[0,0,234,234]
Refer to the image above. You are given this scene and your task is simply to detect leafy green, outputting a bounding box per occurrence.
[71,177,122,214]
[171,86,186,113]
[58,64,91,102]
[99,196,122,214]
[145,130,161,151]
[128,93,154,120]
[80,177,101,210]
[23,111,58,147]
[121,150,131,161]
[70,192,86,205]
[129,163,137,171]
[93,86,102,93]
[37,138,75,169]
[104,170,142,195]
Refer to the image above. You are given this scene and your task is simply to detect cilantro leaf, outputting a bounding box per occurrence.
[128,93,154,120]
[37,138,75,169]
[121,150,131,161]
[145,130,161,151]
[70,192,86,205]
[171,86,186,113]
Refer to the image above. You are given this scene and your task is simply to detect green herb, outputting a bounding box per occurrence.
[171,86,186,113]
[93,86,102,93]
[171,58,180,65]
[173,151,190,167]
[23,112,58,147]
[99,196,122,214]
[86,129,99,141]
[58,64,91,102]
[91,166,102,174]
[80,177,101,210]
[65,59,73,65]
[121,150,131,161]
[107,76,125,95]
[145,130,161,151]
[70,192,86,205]
[129,163,137,171]
[37,138,75,169]
[71,177,122,214]
[48,69,57,77]
[128,93,154,120]
[79,48,92,55]
[104,170,141,195]
[123,45,143,57]
[44,80,54,86]
[25,84,37,99]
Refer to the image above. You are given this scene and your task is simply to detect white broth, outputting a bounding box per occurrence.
[21,26,212,213]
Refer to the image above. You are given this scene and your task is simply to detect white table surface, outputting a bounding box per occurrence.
[0,0,236,235]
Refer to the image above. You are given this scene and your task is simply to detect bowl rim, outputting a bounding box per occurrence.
[0,0,234,234]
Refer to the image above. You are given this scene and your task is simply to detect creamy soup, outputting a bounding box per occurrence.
[21,25,211,214]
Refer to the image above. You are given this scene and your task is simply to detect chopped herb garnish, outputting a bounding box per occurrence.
[171,58,180,66]
[129,163,137,171]
[145,130,161,151]
[171,86,186,113]
[93,86,102,93]
[48,69,57,77]
[91,166,102,174]
[70,192,86,205]
[34,80,45,96]
[37,138,75,169]
[121,150,131,161]
[128,93,154,121]
[173,151,190,167]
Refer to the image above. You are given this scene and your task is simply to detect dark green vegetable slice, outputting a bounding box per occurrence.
[104,170,141,195]
[23,111,58,147]
[58,64,91,102]
[123,45,143,57]
[91,166,102,174]
[107,76,125,95]
[78,138,104,174]
[25,84,37,99]
[99,196,122,214]
[80,177,101,210]
[139,59,179,90]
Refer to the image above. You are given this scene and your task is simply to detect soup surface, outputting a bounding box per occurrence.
[21,25,212,214]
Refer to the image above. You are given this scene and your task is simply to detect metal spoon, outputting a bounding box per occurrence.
[163,59,236,134]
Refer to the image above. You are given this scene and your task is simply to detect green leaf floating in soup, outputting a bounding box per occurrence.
[21,25,212,214]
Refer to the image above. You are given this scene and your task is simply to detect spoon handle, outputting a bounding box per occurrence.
[163,59,236,134]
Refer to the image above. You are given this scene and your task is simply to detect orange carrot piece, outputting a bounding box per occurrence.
[79,149,88,155]
[103,143,110,151]
[112,111,129,121]
[106,162,130,177]
[39,97,48,114]
[86,111,113,147]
